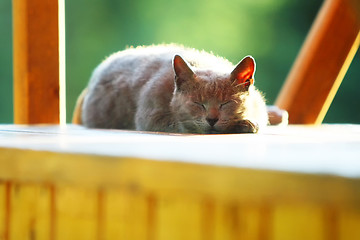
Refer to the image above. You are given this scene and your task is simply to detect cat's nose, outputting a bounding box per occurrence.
[206,117,218,127]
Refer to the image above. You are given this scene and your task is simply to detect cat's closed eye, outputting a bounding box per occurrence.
[193,102,206,110]
[220,101,234,109]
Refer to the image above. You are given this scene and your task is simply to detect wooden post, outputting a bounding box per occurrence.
[13,0,66,124]
[275,0,360,124]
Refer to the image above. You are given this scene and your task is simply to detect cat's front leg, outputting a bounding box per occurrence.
[135,109,179,133]
[227,119,259,134]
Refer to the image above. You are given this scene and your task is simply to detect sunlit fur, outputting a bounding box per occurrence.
[82,44,268,133]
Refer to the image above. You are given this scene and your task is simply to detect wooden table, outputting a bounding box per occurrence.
[1,124,360,240]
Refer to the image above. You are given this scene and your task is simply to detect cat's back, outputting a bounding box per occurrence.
[89,45,177,88]
[91,44,235,87]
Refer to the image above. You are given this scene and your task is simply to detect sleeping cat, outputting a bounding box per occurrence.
[76,44,269,133]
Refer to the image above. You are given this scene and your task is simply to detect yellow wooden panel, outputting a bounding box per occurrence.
[237,204,266,240]
[9,183,51,240]
[212,201,238,240]
[1,143,359,210]
[0,182,7,240]
[56,186,97,240]
[211,201,266,240]
[339,208,360,240]
[103,187,148,240]
[201,198,215,240]
[157,192,202,240]
[272,203,325,240]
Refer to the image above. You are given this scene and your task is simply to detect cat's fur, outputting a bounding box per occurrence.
[80,44,268,133]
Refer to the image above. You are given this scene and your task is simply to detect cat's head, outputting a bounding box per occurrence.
[170,54,267,134]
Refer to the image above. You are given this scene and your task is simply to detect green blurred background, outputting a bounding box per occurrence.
[0,0,359,123]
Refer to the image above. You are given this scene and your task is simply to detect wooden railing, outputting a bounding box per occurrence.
[12,0,65,124]
[275,0,360,124]
[1,125,360,240]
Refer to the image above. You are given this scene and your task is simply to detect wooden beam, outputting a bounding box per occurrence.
[13,0,65,124]
[275,0,360,124]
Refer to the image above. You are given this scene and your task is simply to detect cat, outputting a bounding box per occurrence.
[75,44,270,134]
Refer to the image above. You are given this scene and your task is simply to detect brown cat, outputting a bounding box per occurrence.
[74,44,271,133]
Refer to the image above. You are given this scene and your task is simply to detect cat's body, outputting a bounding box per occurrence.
[80,44,268,133]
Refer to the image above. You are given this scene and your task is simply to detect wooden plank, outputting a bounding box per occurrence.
[211,201,255,240]
[0,146,360,208]
[156,193,203,240]
[275,0,360,124]
[55,186,98,240]
[103,188,149,240]
[237,204,267,240]
[0,184,359,240]
[12,0,65,124]
[1,124,360,177]
[339,208,360,240]
[0,146,358,206]
[212,201,239,240]
[272,204,326,240]
[55,186,97,240]
[8,183,52,240]
[0,182,8,240]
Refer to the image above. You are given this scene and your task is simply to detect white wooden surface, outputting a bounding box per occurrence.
[1,124,360,178]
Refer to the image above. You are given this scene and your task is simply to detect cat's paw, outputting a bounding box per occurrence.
[267,105,288,126]
[228,119,259,133]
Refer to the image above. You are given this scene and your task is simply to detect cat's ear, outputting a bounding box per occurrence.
[230,56,256,90]
[173,55,195,90]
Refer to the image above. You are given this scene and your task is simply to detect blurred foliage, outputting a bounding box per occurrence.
[0,0,359,123]
[0,1,12,123]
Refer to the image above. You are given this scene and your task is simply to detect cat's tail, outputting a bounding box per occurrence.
[72,88,88,125]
